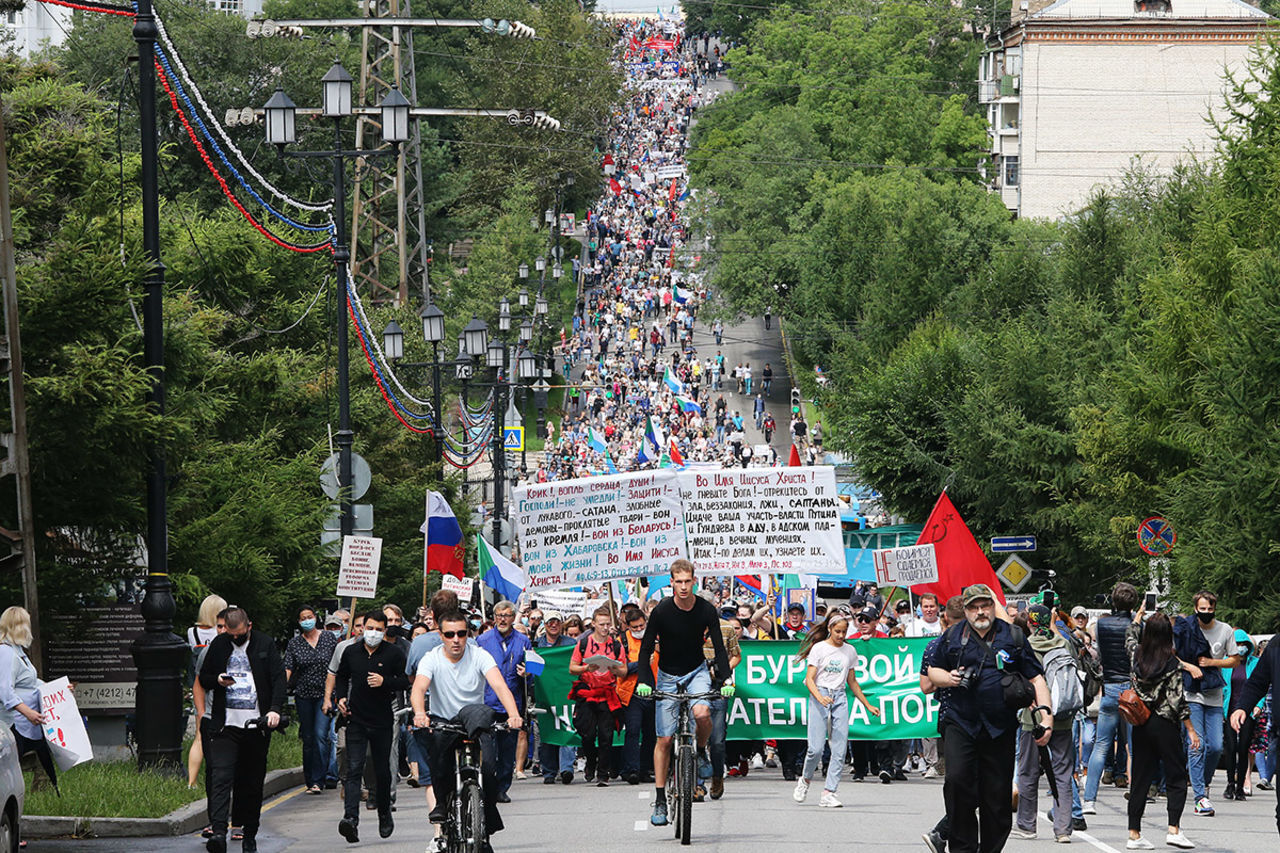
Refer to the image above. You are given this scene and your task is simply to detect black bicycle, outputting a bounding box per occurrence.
[652,689,721,846]
[423,716,509,853]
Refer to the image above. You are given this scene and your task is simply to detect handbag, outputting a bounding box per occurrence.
[1118,685,1151,726]
[959,624,1038,709]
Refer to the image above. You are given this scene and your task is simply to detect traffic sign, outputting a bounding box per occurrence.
[996,554,1034,593]
[320,452,371,500]
[991,536,1037,553]
[503,426,524,452]
[1137,517,1176,556]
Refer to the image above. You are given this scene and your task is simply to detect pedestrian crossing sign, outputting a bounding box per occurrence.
[503,426,524,452]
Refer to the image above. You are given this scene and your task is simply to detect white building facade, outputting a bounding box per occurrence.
[980,0,1270,219]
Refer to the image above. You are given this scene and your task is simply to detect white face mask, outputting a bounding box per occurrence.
[364,630,385,648]
[631,629,645,639]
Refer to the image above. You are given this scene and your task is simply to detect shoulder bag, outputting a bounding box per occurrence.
[1118,683,1151,726]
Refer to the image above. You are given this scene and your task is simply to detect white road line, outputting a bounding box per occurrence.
[639,791,650,799]
[634,819,651,831]
[1039,810,1125,853]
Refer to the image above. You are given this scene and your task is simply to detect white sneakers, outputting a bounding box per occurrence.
[923,767,939,779]
[792,779,843,807]
[1166,832,1195,849]
[1010,828,1037,840]
[792,778,809,803]
[1126,838,1155,850]
[1081,800,1097,815]
[818,791,842,808]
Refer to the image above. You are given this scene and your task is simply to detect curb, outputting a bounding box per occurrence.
[25,767,304,839]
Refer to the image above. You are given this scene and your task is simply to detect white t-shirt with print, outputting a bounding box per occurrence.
[224,643,260,728]
[907,618,943,638]
[807,642,859,691]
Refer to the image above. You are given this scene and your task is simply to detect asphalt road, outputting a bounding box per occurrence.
[31,763,1280,852]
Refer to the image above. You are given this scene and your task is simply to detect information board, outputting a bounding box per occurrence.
[44,604,145,714]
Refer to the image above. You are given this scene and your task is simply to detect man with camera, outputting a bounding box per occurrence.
[197,607,287,853]
[333,610,409,843]
[927,585,1053,853]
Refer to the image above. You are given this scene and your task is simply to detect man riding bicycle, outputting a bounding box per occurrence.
[635,559,734,826]
[410,610,523,853]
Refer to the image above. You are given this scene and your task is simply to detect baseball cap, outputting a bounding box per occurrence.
[324,614,344,628]
[895,599,911,612]
[786,603,806,614]
[856,607,878,622]
[1070,606,1088,619]
[962,584,997,607]
[543,610,565,622]
[1028,604,1054,635]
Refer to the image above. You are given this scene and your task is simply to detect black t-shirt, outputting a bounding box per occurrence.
[638,596,731,687]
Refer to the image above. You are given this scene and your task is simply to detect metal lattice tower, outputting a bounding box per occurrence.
[350,0,432,307]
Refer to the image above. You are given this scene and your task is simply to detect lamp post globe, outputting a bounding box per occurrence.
[263,87,297,147]
[381,320,404,360]
[379,87,412,144]
[463,315,488,358]
[520,318,533,344]
[321,62,353,117]
[420,301,445,343]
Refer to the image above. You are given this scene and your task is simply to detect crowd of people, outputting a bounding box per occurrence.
[516,19,821,487]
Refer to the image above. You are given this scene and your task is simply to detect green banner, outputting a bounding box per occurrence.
[530,638,940,747]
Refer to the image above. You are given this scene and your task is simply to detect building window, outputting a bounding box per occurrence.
[211,0,241,14]
[1005,156,1019,187]
[4,10,15,24]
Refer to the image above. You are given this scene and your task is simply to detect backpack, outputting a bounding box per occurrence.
[1073,639,1104,706]
[1041,645,1086,716]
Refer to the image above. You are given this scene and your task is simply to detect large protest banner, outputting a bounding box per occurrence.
[532,639,938,747]
[512,469,686,589]
[679,467,844,576]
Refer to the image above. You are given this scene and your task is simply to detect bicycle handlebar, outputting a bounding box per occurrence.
[420,715,512,735]
[650,690,722,702]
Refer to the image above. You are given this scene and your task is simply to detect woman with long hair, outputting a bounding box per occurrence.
[284,603,339,794]
[1125,609,1197,850]
[187,594,227,788]
[791,612,879,808]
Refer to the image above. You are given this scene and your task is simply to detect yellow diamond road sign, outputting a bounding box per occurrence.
[997,554,1033,593]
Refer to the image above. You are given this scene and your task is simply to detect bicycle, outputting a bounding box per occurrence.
[652,689,721,846]
[420,716,508,853]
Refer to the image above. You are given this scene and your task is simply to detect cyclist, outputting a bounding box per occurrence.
[410,610,523,853]
[635,559,734,826]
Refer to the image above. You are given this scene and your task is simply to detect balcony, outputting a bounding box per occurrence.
[979,80,998,103]
[1000,74,1020,98]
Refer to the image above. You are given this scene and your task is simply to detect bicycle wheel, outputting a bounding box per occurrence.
[461,780,486,853]
[678,744,694,845]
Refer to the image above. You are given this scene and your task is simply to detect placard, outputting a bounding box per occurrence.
[679,467,844,576]
[441,574,474,605]
[39,677,93,771]
[531,589,590,617]
[337,535,383,599]
[513,469,686,589]
[873,543,939,586]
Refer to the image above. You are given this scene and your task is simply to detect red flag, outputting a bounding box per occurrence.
[788,444,802,467]
[608,177,623,195]
[667,437,685,467]
[912,491,1004,605]
[668,178,679,203]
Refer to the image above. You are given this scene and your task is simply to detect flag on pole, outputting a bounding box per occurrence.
[604,451,619,475]
[663,437,685,468]
[524,649,546,677]
[638,414,665,465]
[587,426,608,453]
[422,491,464,578]
[675,395,702,414]
[672,284,689,305]
[663,367,685,395]
[912,490,1005,605]
[477,534,527,603]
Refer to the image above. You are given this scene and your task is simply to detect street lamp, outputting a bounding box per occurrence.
[420,301,445,343]
[519,287,529,309]
[464,315,488,358]
[381,320,404,360]
[379,88,412,144]
[519,318,533,345]
[487,336,506,371]
[264,87,297,146]
[518,263,529,280]
[535,256,546,273]
[518,347,538,380]
[499,297,511,332]
[321,62,353,118]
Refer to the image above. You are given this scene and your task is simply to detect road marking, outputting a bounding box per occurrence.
[261,786,306,814]
[1039,810,1124,853]
[638,791,650,799]
[634,819,651,831]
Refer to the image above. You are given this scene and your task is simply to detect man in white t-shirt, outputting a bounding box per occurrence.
[907,594,944,639]
[411,611,522,847]
[1184,590,1242,816]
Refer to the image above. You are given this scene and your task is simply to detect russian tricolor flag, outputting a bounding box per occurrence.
[422,490,464,578]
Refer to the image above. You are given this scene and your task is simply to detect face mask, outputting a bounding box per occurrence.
[329,629,343,638]
[231,633,249,647]
[385,625,404,640]
[364,630,384,648]
[631,629,645,639]
[1196,611,1214,624]
[521,617,530,627]
[299,619,316,632]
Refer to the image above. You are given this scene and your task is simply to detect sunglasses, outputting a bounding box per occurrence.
[439,630,467,639]
[856,616,873,622]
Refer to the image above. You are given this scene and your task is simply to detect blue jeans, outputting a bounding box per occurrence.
[1084,683,1131,802]
[704,697,727,780]
[406,725,432,784]
[295,696,332,789]
[494,727,519,796]
[1187,701,1224,800]
[803,691,848,794]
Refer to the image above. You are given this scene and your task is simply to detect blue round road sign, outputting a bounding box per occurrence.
[1137,516,1176,556]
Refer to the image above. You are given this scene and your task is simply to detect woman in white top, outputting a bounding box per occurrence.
[0,605,59,796]
[792,611,879,808]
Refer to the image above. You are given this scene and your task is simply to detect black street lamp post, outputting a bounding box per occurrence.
[264,62,411,541]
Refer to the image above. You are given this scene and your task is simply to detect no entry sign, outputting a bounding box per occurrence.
[1137,517,1176,557]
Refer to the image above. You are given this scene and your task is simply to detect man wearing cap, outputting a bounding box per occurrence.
[781,604,809,641]
[927,584,1053,853]
[534,611,576,785]
[895,599,914,632]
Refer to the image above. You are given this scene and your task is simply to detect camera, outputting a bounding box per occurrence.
[955,666,975,690]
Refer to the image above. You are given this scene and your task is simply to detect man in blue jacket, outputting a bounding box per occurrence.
[476,599,530,802]
[1231,631,1280,837]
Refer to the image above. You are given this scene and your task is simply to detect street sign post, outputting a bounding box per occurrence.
[991,536,1037,553]
[503,426,524,452]
[996,554,1034,593]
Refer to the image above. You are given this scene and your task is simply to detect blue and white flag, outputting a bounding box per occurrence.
[637,414,665,465]
[587,426,608,453]
[675,395,702,414]
[673,284,689,305]
[478,535,526,604]
[663,367,685,396]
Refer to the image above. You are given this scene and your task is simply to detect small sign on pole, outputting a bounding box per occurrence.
[872,543,939,586]
[996,554,1033,593]
[991,536,1037,553]
[442,574,474,605]
[337,535,383,599]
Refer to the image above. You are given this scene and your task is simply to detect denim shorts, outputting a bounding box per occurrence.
[655,663,712,738]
